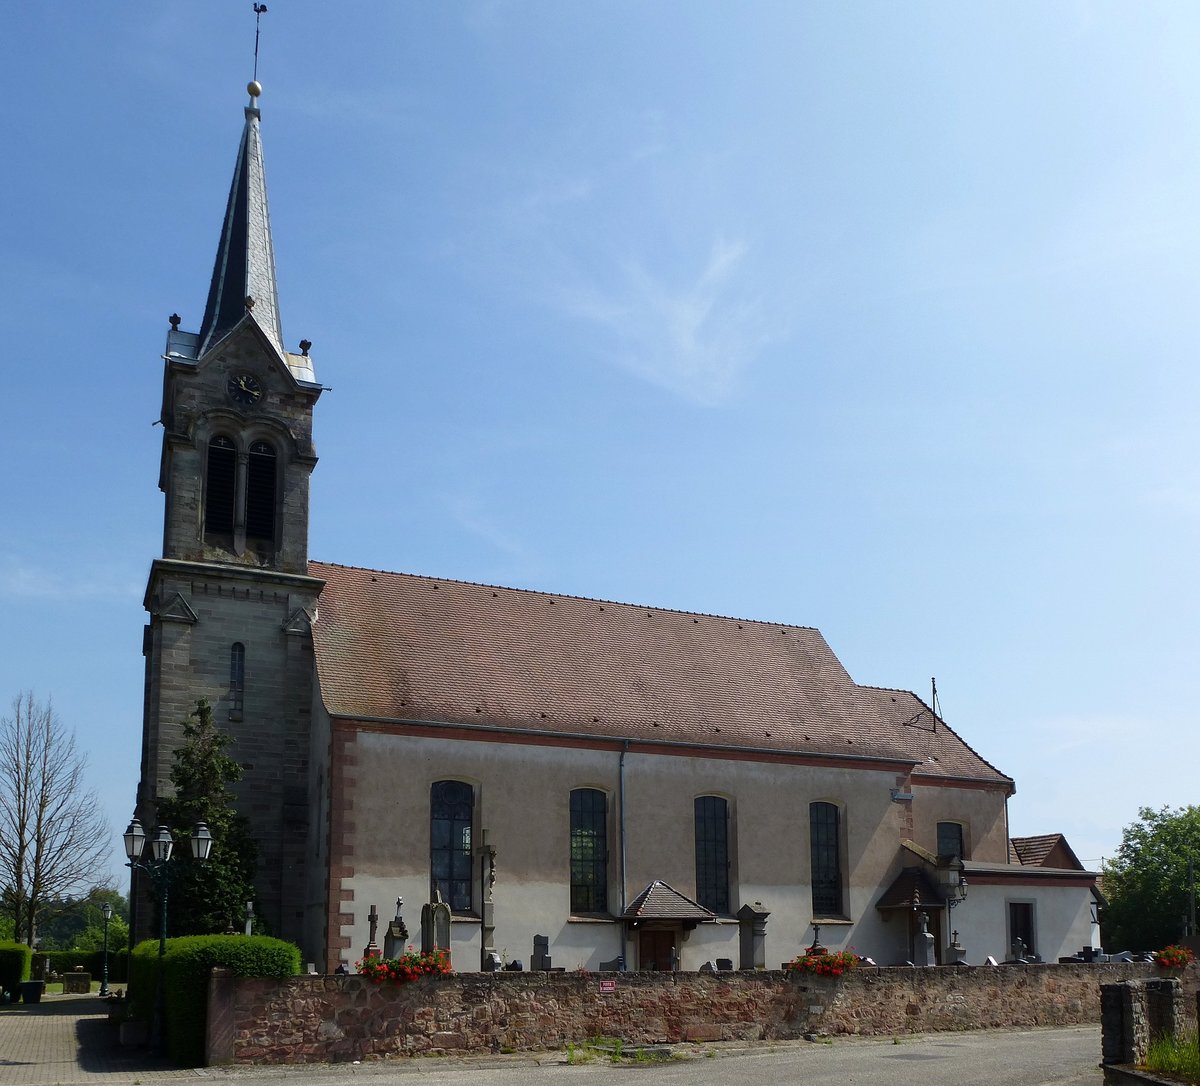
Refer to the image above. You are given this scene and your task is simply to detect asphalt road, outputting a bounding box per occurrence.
[0,994,1106,1086]
[191,1027,1104,1086]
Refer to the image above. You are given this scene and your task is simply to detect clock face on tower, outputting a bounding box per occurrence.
[227,372,263,406]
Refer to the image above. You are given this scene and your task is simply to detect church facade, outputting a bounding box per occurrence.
[134,85,1100,973]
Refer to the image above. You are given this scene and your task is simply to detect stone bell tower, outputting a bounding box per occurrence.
[133,81,324,947]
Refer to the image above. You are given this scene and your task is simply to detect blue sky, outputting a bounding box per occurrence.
[3,3,1200,891]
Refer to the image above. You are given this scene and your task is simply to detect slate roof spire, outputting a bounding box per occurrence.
[197,80,284,359]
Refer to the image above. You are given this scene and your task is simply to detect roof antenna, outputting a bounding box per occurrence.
[253,4,268,82]
[930,677,940,732]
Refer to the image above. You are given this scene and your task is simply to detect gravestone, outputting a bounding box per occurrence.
[531,934,552,971]
[383,897,409,958]
[421,887,452,955]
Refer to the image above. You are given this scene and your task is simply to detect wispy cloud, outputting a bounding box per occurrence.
[445,496,529,565]
[464,115,784,407]
[1144,484,1200,520]
[1017,712,1132,759]
[553,237,775,406]
[0,556,141,603]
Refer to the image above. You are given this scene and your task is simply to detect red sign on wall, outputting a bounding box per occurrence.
[598,979,617,993]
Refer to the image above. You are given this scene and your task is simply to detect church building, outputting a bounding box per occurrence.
[134,84,1099,973]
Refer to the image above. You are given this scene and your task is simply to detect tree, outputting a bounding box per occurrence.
[0,693,108,945]
[152,699,259,935]
[73,913,130,953]
[36,887,128,950]
[1102,805,1200,952]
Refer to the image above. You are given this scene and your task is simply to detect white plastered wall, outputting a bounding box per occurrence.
[331,726,1042,970]
[955,881,1097,963]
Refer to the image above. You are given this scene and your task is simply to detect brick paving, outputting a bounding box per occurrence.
[0,992,196,1085]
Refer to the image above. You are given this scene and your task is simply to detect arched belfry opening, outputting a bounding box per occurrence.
[246,440,277,545]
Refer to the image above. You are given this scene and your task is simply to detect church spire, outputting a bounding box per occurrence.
[197,80,284,359]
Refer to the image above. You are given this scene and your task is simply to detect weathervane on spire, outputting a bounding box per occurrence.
[252,4,268,82]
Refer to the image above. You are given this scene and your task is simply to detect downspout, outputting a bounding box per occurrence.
[619,739,629,970]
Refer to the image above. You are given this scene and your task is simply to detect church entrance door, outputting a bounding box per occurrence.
[638,929,676,971]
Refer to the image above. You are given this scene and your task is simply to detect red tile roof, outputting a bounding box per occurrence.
[1010,834,1084,869]
[309,562,1012,786]
[623,881,715,921]
[875,867,947,910]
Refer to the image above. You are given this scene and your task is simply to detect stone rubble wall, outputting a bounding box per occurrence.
[210,962,1187,1065]
[1100,978,1188,1066]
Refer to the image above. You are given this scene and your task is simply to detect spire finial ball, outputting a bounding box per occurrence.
[247,80,263,99]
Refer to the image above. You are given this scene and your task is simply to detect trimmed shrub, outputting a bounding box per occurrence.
[0,942,32,1000]
[128,940,163,1022]
[131,935,300,1066]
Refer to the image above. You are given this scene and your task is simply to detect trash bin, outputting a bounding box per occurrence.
[21,981,44,1004]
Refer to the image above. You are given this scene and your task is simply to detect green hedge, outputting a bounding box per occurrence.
[32,949,129,983]
[0,942,32,1000]
[128,940,160,1022]
[130,935,300,1066]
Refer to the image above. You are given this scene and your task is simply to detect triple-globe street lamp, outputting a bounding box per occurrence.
[123,815,214,1049]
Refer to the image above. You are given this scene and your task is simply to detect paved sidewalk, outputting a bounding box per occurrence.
[0,992,194,1084]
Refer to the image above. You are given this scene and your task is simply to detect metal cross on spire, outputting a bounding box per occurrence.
[253,4,268,81]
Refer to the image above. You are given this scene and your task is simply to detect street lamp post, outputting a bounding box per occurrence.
[98,902,112,998]
[124,815,214,1051]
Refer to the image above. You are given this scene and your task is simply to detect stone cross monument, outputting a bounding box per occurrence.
[362,903,381,960]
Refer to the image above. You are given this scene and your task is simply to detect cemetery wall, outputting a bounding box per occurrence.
[207,961,1187,1065]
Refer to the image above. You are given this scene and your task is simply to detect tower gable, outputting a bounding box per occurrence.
[159,318,319,574]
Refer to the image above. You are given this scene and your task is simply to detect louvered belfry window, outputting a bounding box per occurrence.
[810,801,843,916]
[431,780,474,912]
[205,436,237,537]
[570,788,608,913]
[245,441,277,542]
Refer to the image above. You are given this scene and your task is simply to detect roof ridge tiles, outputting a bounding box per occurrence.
[308,559,823,634]
[861,685,1013,786]
[859,683,924,696]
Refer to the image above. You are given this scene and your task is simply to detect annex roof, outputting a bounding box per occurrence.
[875,866,948,910]
[622,881,715,922]
[309,562,1013,786]
[1010,834,1085,870]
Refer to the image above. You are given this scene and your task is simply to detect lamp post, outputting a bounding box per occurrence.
[124,815,214,1050]
[98,902,112,998]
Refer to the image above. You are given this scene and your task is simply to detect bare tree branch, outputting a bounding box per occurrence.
[0,693,109,944]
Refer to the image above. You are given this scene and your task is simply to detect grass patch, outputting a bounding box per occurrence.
[564,1036,675,1064]
[1144,1031,1200,1080]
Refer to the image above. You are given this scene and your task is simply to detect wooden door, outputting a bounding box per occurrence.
[638,929,675,971]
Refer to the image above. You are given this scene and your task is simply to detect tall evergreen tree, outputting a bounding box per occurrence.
[153,699,259,935]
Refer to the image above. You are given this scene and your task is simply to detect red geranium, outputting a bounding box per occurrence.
[357,946,452,983]
[785,948,859,976]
